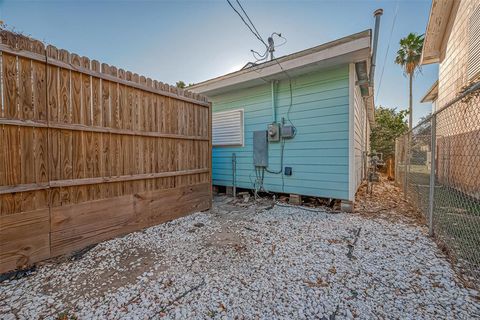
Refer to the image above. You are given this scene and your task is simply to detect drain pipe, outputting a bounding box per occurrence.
[370,8,383,86]
[271,80,276,122]
[232,153,237,197]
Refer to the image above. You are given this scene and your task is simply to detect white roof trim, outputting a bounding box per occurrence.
[421,0,458,65]
[189,30,371,96]
[420,80,439,103]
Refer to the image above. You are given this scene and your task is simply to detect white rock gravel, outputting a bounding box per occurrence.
[0,203,479,319]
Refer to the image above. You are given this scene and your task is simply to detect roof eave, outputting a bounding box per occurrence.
[421,0,458,65]
[420,80,439,103]
[189,30,372,96]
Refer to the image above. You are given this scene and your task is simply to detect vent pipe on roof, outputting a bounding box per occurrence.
[370,8,383,86]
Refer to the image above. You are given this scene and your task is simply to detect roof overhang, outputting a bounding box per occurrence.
[189,30,372,96]
[421,80,439,103]
[421,0,459,65]
[354,60,375,124]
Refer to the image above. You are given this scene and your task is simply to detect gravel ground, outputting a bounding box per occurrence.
[1,196,479,319]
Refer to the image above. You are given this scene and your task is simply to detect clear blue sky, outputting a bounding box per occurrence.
[1,0,437,125]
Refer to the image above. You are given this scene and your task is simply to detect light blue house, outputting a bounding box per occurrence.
[190,30,376,210]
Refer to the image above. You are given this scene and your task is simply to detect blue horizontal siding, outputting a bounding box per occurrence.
[210,65,350,200]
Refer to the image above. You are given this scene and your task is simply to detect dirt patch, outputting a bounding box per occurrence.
[205,225,243,248]
[41,247,167,304]
[354,175,426,226]
[204,195,274,250]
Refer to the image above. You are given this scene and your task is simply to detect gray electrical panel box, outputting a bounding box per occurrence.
[281,125,295,139]
[253,130,268,167]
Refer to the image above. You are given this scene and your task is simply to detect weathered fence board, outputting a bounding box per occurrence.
[0,30,211,274]
[0,208,51,271]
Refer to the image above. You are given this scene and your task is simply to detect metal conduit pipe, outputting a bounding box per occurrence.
[232,153,237,197]
[271,80,276,123]
[370,8,383,86]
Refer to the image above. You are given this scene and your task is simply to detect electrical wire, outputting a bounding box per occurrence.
[222,5,296,192]
[273,58,296,134]
[248,33,289,75]
[286,79,295,134]
[249,27,288,63]
[265,139,285,174]
[272,32,287,47]
[252,49,267,58]
[264,138,287,193]
[251,48,269,63]
[226,0,267,47]
[235,0,266,47]
[260,57,296,193]
[252,166,272,199]
[274,202,333,214]
[226,0,272,64]
[376,1,399,101]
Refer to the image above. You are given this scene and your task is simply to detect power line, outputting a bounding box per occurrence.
[226,0,267,47]
[235,0,266,47]
[376,1,399,101]
[225,0,286,65]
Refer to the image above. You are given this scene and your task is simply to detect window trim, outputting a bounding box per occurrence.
[212,108,245,147]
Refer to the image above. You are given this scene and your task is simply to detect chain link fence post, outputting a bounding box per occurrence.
[403,133,409,198]
[428,114,436,237]
[395,82,480,285]
[394,138,398,185]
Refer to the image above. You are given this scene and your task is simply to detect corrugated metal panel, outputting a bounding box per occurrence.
[468,5,480,80]
[212,109,244,146]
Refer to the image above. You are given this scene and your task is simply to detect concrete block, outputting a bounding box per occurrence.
[289,194,302,205]
[341,200,354,213]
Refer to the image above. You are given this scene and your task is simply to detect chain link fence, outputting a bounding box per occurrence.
[395,82,480,285]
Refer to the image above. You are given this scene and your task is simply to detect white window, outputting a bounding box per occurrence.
[467,5,480,81]
[212,109,244,147]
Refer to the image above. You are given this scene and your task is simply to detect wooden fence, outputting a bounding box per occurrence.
[0,30,212,273]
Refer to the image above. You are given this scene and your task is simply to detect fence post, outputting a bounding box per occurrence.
[404,133,409,199]
[394,139,398,184]
[428,115,437,236]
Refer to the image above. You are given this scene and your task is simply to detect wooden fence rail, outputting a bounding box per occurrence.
[0,30,212,273]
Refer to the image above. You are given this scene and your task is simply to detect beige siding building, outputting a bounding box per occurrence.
[421,0,480,198]
[422,0,480,106]
[352,65,370,193]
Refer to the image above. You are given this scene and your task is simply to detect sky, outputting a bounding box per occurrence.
[0,0,437,126]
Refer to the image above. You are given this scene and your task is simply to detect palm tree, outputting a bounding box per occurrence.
[395,33,424,130]
[176,81,186,89]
